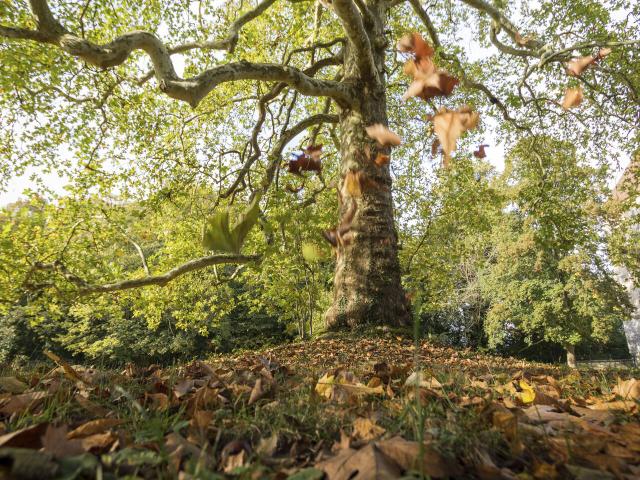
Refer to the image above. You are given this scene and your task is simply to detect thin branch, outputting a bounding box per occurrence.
[170,0,278,54]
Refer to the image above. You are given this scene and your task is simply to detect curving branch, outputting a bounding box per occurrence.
[459,0,543,51]
[0,0,354,108]
[331,0,378,83]
[170,0,277,54]
[31,254,260,294]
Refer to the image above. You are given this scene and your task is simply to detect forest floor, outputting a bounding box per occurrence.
[0,330,639,479]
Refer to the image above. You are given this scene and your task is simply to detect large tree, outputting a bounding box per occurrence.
[1,0,638,329]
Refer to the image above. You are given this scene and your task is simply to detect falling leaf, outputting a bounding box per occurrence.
[562,87,584,110]
[202,194,261,253]
[515,32,535,46]
[317,443,401,479]
[221,440,250,473]
[322,200,357,248]
[256,433,279,457]
[365,124,401,147]
[74,393,109,416]
[248,377,271,405]
[397,32,434,59]
[302,242,326,262]
[173,379,195,399]
[304,144,323,161]
[343,171,362,198]
[566,48,611,77]
[431,106,480,163]
[404,371,443,389]
[431,138,440,156]
[144,392,170,411]
[288,151,322,175]
[473,144,488,158]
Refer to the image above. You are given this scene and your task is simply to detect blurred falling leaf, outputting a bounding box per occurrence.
[431,106,480,164]
[202,194,261,253]
[562,87,584,110]
[302,242,326,262]
[365,124,401,147]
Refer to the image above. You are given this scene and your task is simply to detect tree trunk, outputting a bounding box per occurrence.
[565,344,577,368]
[325,4,410,328]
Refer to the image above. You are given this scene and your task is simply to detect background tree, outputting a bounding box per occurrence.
[0,0,638,334]
[480,136,632,366]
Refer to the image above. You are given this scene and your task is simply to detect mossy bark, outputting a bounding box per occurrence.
[325,4,410,328]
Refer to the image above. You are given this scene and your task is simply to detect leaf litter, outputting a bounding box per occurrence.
[0,333,637,478]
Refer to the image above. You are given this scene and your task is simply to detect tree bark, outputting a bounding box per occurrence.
[325,2,410,329]
[566,344,577,368]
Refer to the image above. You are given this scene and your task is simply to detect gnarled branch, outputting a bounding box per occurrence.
[1,0,354,108]
[31,254,260,294]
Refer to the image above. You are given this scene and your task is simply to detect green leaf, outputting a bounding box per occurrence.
[230,194,261,251]
[202,195,262,254]
[202,209,235,253]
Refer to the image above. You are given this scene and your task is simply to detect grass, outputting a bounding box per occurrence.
[0,330,638,479]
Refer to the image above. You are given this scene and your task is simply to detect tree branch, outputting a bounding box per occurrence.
[331,0,378,82]
[31,254,260,294]
[170,0,277,54]
[1,0,354,108]
[459,0,543,51]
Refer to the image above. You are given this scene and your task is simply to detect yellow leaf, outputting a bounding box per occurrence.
[519,379,536,404]
[315,373,336,399]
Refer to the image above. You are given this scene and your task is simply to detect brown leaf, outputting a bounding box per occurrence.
[374,153,390,167]
[304,144,323,162]
[343,171,362,198]
[256,433,279,457]
[145,392,170,411]
[0,377,29,394]
[74,393,109,416]
[0,391,49,415]
[248,377,271,405]
[562,87,584,110]
[44,350,88,384]
[612,378,640,400]
[397,32,434,59]
[377,437,458,478]
[0,423,49,449]
[67,418,124,439]
[352,417,385,442]
[316,444,401,479]
[365,124,401,147]
[473,144,488,159]
[41,425,85,458]
[515,32,535,46]
[431,106,480,162]
[173,379,196,399]
[81,431,117,452]
[566,48,612,77]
